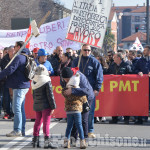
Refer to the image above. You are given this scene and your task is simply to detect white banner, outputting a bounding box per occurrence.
[66,0,112,48]
[0,17,81,53]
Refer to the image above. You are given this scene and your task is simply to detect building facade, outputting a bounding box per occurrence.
[0,0,71,30]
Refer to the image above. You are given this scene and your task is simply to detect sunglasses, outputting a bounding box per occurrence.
[83,49,91,52]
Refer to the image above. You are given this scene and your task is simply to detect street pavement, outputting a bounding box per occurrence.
[0,114,150,150]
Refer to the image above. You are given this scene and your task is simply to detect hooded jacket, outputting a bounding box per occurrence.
[0,48,30,89]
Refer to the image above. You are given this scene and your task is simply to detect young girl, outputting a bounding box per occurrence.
[31,64,57,149]
[62,68,87,149]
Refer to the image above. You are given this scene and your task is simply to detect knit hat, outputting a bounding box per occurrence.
[61,67,73,78]
[31,65,50,90]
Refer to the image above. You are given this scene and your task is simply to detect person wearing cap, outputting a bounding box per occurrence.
[32,48,39,61]
[36,49,54,76]
[61,67,94,146]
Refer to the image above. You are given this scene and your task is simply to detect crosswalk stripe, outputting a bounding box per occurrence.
[1,122,58,150]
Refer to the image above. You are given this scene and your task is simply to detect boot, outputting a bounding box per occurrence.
[64,139,70,148]
[44,136,58,149]
[80,139,86,149]
[32,136,41,148]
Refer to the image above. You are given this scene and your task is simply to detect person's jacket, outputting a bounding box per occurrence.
[72,55,103,91]
[32,81,56,111]
[36,59,54,76]
[0,48,30,89]
[134,57,150,74]
[107,60,132,75]
[131,57,140,72]
[48,54,61,76]
[0,54,10,70]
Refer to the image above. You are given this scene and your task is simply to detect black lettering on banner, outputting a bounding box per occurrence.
[73,1,78,8]
[73,9,79,14]
[98,0,102,4]
[73,15,78,21]
[79,2,85,9]
[84,3,88,11]
[100,16,107,24]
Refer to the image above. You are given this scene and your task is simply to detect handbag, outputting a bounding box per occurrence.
[82,101,90,113]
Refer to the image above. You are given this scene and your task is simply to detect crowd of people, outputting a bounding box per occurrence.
[0,41,150,149]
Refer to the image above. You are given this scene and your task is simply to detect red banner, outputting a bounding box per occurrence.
[25,75,149,119]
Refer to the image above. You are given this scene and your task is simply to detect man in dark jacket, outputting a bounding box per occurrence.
[72,44,103,138]
[0,46,15,119]
[48,46,63,76]
[61,67,95,143]
[107,52,132,124]
[0,49,3,115]
[128,50,140,71]
[134,45,150,124]
[0,41,30,137]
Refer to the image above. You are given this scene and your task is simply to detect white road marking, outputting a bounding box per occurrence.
[1,122,58,150]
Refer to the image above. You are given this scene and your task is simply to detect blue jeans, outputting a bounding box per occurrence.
[12,88,29,133]
[65,113,84,140]
[88,97,95,133]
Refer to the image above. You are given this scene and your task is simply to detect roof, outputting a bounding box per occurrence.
[111,6,140,13]
[121,32,146,42]
[109,9,115,20]
[118,43,124,48]
[131,6,150,13]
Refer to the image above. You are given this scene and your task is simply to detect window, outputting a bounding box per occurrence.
[135,16,140,22]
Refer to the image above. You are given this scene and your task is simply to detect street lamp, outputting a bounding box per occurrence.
[146,0,149,44]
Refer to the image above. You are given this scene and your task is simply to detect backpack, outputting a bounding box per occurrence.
[21,53,37,80]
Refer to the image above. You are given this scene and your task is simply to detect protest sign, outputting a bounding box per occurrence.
[0,17,81,53]
[129,37,144,51]
[66,0,112,48]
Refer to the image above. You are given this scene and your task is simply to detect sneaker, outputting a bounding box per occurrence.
[100,117,106,122]
[22,132,25,137]
[64,139,70,148]
[88,133,96,138]
[70,137,76,147]
[80,139,86,149]
[6,131,22,137]
[94,117,99,123]
[3,114,11,120]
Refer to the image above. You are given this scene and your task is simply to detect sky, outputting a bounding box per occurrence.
[60,0,146,9]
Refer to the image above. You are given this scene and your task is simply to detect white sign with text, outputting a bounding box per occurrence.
[66,0,112,48]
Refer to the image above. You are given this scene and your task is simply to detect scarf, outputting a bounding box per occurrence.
[31,75,51,90]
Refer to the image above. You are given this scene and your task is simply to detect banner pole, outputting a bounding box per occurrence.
[77,44,83,68]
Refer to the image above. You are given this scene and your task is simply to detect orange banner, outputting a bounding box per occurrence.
[25,75,149,119]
